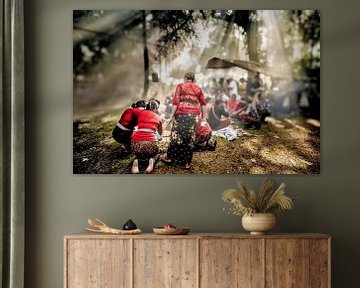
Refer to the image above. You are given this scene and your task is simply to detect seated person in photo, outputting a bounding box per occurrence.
[203,96,213,120]
[226,93,240,114]
[112,99,146,152]
[231,102,261,129]
[226,78,238,98]
[207,97,231,131]
[163,94,173,119]
[256,96,272,123]
[251,72,263,93]
[239,77,248,101]
[251,72,265,104]
[130,100,163,174]
[194,118,217,152]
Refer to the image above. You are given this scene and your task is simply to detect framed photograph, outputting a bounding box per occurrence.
[73,10,320,175]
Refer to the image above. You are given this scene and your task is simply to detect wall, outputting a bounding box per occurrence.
[24,0,360,287]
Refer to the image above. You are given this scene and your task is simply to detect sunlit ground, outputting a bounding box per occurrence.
[73,113,320,174]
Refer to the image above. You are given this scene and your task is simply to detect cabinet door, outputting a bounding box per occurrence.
[309,239,330,288]
[134,239,198,288]
[265,239,327,288]
[66,239,131,288]
[200,239,264,288]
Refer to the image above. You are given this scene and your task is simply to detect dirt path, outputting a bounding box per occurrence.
[73,112,320,174]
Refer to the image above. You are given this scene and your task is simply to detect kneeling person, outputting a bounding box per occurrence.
[131,100,163,174]
[194,119,216,151]
[112,100,146,152]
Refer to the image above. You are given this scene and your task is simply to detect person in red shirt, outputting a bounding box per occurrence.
[207,96,231,131]
[112,100,146,153]
[194,118,217,151]
[131,100,163,174]
[163,72,206,169]
[226,93,240,114]
[230,100,261,129]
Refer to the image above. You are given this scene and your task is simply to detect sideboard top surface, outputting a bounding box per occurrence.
[64,232,330,240]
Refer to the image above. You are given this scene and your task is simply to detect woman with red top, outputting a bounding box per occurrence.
[207,96,231,131]
[226,93,240,114]
[230,100,261,129]
[164,72,206,169]
[112,100,146,152]
[131,100,163,174]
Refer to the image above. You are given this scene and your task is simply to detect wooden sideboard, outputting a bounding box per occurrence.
[64,233,330,288]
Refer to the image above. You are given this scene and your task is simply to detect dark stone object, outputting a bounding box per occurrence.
[123,219,137,230]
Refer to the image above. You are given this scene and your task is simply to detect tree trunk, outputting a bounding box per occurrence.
[247,21,259,77]
[142,10,149,99]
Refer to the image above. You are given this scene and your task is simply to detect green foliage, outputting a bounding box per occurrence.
[151,10,197,58]
[287,10,320,80]
[290,10,320,46]
[222,179,294,216]
[73,10,256,75]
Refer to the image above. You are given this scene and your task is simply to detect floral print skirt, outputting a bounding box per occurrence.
[131,141,159,160]
[166,114,197,165]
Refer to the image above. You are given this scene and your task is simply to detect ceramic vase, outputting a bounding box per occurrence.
[242,213,276,235]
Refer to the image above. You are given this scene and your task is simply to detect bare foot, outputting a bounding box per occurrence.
[145,158,154,174]
[131,159,139,174]
[162,156,173,165]
[184,163,192,170]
